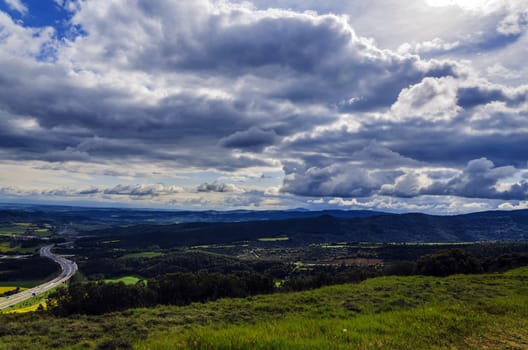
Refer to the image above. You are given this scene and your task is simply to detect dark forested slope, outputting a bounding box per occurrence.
[82,210,528,248]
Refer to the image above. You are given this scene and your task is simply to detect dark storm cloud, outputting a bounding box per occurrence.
[1,0,528,208]
[102,184,183,197]
[456,85,527,109]
[0,1,460,168]
[282,165,403,197]
[0,58,330,168]
[67,1,463,109]
[420,158,528,200]
[280,78,528,200]
[281,143,411,197]
[196,182,243,193]
[283,154,528,200]
[0,184,183,198]
[283,76,528,167]
[220,127,278,151]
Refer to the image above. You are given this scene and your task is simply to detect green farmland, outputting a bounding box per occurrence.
[103,276,144,285]
[120,251,165,259]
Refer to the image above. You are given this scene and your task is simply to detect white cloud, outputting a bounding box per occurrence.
[425,0,503,13]
[0,11,56,58]
[397,38,460,55]
[390,77,461,122]
[0,0,528,212]
[498,201,528,210]
[3,0,27,15]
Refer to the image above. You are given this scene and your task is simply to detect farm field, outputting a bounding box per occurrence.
[5,302,46,314]
[0,286,26,295]
[0,223,53,237]
[104,276,144,285]
[257,237,290,242]
[0,267,526,349]
[120,252,165,259]
[0,241,40,254]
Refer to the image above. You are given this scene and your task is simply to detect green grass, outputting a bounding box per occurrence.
[0,267,527,349]
[0,242,11,253]
[0,224,26,236]
[320,244,348,249]
[30,228,52,237]
[191,244,248,249]
[6,302,46,313]
[120,251,165,259]
[257,237,289,242]
[104,276,144,285]
[133,269,528,350]
[0,242,39,254]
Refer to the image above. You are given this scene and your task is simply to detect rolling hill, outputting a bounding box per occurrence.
[83,210,528,248]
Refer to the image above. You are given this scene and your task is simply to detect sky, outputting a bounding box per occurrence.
[0,0,528,213]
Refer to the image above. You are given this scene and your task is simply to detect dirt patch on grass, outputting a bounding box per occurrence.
[465,319,528,349]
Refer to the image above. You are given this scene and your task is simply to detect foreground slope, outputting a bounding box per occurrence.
[0,267,527,349]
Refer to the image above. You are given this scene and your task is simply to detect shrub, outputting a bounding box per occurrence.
[415,248,483,276]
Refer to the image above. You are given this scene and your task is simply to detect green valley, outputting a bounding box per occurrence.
[1,205,528,349]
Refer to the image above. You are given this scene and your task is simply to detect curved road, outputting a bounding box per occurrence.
[0,245,77,310]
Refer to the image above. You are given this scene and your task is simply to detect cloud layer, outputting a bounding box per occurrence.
[0,0,528,212]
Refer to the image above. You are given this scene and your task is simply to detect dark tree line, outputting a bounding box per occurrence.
[0,256,59,281]
[48,271,274,315]
[47,280,154,315]
[415,248,483,276]
[75,249,292,281]
[414,249,528,276]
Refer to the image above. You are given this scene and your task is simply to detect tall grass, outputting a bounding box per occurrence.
[135,268,528,350]
[0,267,526,349]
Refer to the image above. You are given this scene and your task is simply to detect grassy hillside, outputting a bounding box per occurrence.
[0,267,527,349]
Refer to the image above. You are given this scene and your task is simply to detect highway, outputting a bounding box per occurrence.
[0,245,77,310]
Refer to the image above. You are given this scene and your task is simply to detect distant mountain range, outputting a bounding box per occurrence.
[0,203,386,226]
[85,209,528,247]
[2,203,528,245]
